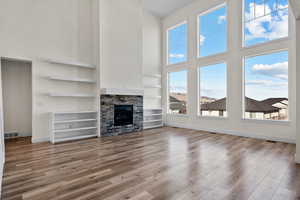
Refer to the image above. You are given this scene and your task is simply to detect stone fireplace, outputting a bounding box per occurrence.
[100,93,143,137]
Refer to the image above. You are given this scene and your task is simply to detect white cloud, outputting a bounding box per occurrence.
[252,61,288,80]
[199,34,205,46]
[169,54,185,59]
[218,15,226,24]
[245,3,288,42]
[246,80,273,86]
[246,80,287,88]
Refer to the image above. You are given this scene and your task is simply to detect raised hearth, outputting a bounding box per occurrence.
[101,95,143,136]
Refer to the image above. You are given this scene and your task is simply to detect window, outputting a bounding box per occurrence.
[244,0,288,47]
[244,51,288,121]
[167,22,188,65]
[199,63,227,117]
[168,70,188,114]
[198,5,227,57]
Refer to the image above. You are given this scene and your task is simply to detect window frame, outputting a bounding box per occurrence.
[167,69,189,116]
[166,21,189,66]
[242,48,289,122]
[242,0,289,48]
[197,2,228,58]
[197,61,228,118]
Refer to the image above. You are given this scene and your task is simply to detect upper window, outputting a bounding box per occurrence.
[199,63,227,117]
[244,0,288,47]
[198,5,227,57]
[244,51,288,121]
[167,22,188,65]
[168,70,188,114]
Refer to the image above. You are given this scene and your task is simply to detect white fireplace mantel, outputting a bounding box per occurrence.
[100,88,144,96]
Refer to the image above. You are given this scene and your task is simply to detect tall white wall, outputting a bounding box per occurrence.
[296,19,300,163]
[99,0,143,90]
[162,0,296,143]
[0,0,95,142]
[1,60,32,137]
[143,11,162,109]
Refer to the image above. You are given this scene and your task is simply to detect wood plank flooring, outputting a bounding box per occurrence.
[2,127,300,200]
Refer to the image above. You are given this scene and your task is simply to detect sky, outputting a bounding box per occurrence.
[168,0,288,101]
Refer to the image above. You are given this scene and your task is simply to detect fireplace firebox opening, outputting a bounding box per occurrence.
[114,105,134,126]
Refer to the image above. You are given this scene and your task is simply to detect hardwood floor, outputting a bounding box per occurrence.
[2,127,300,200]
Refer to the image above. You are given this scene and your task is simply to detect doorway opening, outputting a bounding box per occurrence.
[0,57,32,142]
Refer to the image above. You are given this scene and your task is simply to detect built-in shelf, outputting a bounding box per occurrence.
[144,119,162,123]
[47,76,96,84]
[47,93,96,98]
[54,111,97,115]
[55,126,97,133]
[144,85,161,89]
[143,109,163,130]
[55,134,97,143]
[54,119,97,124]
[144,96,162,99]
[50,112,99,144]
[144,74,161,78]
[144,113,162,117]
[144,124,163,130]
[41,58,96,69]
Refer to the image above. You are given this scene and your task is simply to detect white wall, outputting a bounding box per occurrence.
[296,19,300,163]
[162,0,296,143]
[0,61,4,196]
[99,0,143,90]
[1,60,32,137]
[143,11,162,109]
[0,0,96,142]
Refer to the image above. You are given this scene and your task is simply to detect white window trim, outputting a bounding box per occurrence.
[242,48,290,121]
[197,2,228,58]
[197,61,228,118]
[166,21,189,66]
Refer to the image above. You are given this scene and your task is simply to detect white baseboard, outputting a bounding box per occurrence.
[166,121,295,144]
[31,137,49,143]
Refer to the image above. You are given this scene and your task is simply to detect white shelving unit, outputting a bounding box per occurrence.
[43,58,99,144]
[41,58,96,69]
[49,111,99,144]
[47,76,96,84]
[143,109,163,130]
[47,93,96,98]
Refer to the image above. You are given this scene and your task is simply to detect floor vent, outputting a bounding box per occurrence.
[5,132,19,139]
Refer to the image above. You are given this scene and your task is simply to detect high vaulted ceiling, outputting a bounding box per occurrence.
[143,0,195,18]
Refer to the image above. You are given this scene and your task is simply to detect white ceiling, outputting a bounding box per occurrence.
[143,0,195,18]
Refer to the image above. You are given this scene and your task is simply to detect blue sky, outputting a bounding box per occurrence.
[168,0,288,101]
[199,5,227,57]
[200,63,226,99]
[245,51,288,101]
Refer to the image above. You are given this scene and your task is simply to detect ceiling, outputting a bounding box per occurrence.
[143,0,195,18]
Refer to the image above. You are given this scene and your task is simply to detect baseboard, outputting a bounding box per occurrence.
[166,122,295,144]
[31,137,50,143]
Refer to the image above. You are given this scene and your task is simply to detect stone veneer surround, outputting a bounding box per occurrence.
[100,95,143,136]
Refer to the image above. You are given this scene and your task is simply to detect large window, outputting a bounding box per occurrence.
[198,5,227,57]
[167,22,188,65]
[244,0,288,46]
[199,63,227,117]
[244,51,288,121]
[168,70,188,114]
